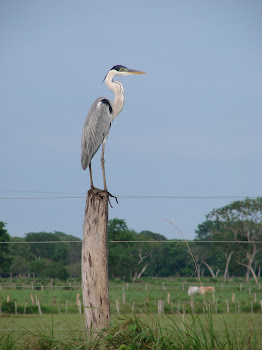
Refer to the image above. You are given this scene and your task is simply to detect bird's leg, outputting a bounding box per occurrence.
[89,162,94,189]
[101,140,107,191]
[100,139,118,206]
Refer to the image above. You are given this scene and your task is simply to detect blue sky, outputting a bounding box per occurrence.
[1,1,261,240]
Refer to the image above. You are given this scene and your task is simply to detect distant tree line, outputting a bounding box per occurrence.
[0,198,261,282]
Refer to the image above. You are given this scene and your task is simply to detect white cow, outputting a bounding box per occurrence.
[188,286,199,296]
[198,286,215,294]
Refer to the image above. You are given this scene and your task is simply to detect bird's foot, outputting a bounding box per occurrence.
[107,191,118,208]
[88,187,118,207]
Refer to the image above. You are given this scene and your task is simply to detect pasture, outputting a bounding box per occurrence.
[0,277,262,349]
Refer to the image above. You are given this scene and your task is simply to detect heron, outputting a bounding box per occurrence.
[81,65,145,192]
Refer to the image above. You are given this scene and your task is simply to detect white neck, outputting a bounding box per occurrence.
[105,70,125,119]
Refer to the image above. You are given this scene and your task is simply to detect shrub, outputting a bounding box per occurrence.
[29,259,69,280]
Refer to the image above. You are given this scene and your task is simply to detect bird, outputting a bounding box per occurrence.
[81,65,145,192]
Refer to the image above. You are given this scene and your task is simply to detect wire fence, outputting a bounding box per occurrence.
[0,194,259,200]
[1,192,262,337]
[1,240,262,244]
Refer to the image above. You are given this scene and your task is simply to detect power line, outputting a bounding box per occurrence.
[0,240,82,244]
[0,195,260,200]
[1,240,262,244]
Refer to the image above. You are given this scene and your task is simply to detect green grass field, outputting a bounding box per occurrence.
[1,277,261,314]
[0,278,262,349]
[1,313,262,349]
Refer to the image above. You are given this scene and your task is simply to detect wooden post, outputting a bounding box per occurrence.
[79,300,82,315]
[190,298,194,315]
[132,300,135,312]
[116,300,120,314]
[82,189,110,332]
[146,293,149,303]
[226,299,229,313]
[232,293,235,303]
[76,293,80,307]
[158,299,164,314]
[37,300,42,315]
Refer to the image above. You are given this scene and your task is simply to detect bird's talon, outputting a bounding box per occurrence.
[107,191,118,208]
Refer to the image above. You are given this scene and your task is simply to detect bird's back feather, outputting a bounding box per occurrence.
[81,97,112,170]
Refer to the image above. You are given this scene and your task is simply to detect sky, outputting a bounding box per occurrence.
[1,1,261,240]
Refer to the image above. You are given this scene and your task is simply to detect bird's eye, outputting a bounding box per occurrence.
[119,67,127,72]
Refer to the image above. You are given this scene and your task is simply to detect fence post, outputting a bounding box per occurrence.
[116,300,120,314]
[190,298,194,315]
[30,293,34,304]
[226,299,229,312]
[37,300,42,315]
[132,300,135,312]
[82,189,110,332]
[158,299,164,314]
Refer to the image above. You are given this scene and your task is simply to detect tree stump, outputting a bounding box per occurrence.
[82,189,110,332]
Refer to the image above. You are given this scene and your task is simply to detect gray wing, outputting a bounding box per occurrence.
[81,97,113,170]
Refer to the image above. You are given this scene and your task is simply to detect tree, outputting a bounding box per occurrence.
[0,222,12,276]
[196,198,262,282]
[195,219,238,281]
[132,230,168,281]
[108,218,137,279]
[9,237,34,277]
[29,259,69,280]
[25,232,62,260]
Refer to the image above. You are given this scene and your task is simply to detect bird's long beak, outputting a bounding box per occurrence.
[126,69,145,75]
